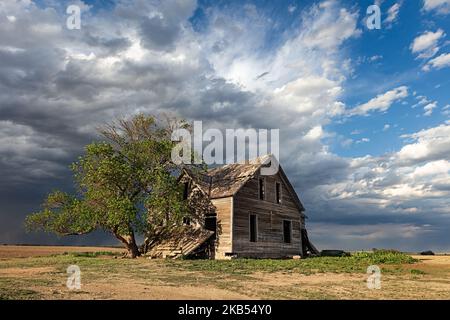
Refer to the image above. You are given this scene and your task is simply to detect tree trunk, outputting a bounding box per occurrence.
[113,230,141,258]
[125,239,141,258]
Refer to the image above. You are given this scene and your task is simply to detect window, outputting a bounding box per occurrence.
[276,182,281,204]
[182,217,191,225]
[283,220,291,243]
[183,182,189,200]
[249,214,257,242]
[259,178,265,200]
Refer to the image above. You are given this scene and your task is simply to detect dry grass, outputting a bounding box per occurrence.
[0,246,449,300]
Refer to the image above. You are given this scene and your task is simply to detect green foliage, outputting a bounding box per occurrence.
[25,114,201,256]
[167,251,417,275]
[63,251,121,258]
[25,191,96,236]
[351,250,417,264]
[410,269,426,275]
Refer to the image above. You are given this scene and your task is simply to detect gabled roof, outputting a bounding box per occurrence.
[182,154,305,211]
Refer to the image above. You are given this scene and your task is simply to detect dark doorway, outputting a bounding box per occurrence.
[204,216,217,239]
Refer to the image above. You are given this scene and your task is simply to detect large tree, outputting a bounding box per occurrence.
[25,114,202,258]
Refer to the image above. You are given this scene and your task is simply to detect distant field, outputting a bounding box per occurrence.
[0,245,449,300]
[0,245,125,259]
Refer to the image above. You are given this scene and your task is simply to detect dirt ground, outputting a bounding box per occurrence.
[0,246,449,300]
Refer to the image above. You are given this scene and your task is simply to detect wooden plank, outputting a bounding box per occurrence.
[211,197,233,259]
[232,170,304,258]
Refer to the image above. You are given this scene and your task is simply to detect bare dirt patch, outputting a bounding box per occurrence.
[411,255,450,265]
[1,246,449,300]
[62,281,253,300]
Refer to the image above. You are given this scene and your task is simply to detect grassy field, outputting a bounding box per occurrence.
[0,246,449,300]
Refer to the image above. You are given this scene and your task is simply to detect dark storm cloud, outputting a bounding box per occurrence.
[83,32,131,54]
[139,15,181,50]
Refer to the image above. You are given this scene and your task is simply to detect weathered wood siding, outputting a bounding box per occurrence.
[232,170,303,258]
[211,197,233,259]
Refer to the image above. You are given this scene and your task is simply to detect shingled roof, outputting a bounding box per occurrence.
[182,154,305,211]
[206,154,272,198]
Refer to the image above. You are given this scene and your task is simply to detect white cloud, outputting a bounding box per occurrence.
[423,102,437,116]
[288,4,297,13]
[423,52,450,71]
[348,86,408,116]
[410,29,445,59]
[383,124,391,131]
[412,94,431,108]
[369,55,383,62]
[273,76,343,114]
[413,160,450,178]
[300,1,361,51]
[356,138,370,144]
[443,104,450,116]
[305,122,450,237]
[423,0,450,14]
[304,126,324,140]
[398,124,450,163]
[385,2,401,26]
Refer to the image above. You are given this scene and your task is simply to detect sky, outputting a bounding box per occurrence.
[0,0,449,252]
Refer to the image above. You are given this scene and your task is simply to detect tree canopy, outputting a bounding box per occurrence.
[25,114,203,258]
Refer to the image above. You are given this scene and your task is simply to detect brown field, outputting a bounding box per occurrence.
[0,245,125,259]
[0,245,449,300]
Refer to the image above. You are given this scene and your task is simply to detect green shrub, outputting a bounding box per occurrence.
[167,250,417,275]
[351,250,417,264]
[63,251,120,258]
[410,269,426,275]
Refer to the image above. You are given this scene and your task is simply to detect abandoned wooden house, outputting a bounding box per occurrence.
[147,154,318,259]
